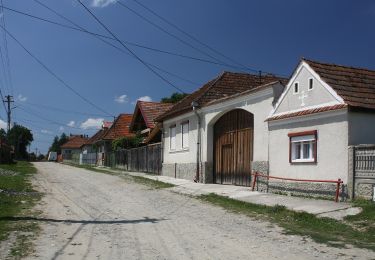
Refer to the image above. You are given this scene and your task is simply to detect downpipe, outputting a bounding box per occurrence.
[192,102,201,183]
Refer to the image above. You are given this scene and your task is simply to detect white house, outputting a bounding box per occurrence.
[157,59,375,199]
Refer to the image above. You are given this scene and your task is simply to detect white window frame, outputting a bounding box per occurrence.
[169,125,176,151]
[181,121,189,150]
[289,131,317,163]
[293,82,299,94]
[308,77,314,91]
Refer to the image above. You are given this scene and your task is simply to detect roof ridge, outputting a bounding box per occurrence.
[303,58,375,73]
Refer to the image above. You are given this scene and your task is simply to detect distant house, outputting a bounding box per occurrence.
[94,114,133,165]
[61,135,89,161]
[129,100,173,144]
[82,121,112,154]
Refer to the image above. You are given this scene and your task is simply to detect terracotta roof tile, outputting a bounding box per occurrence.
[61,135,89,149]
[156,71,286,121]
[102,114,134,140]
[304,59,375,109]
[267,104,347,121]
[130,101,173,130]
[85,129,108,145]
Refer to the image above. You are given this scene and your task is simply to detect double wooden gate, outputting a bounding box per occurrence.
[214,109,254,186]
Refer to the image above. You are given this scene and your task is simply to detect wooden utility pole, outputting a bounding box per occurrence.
[4,95,13,133]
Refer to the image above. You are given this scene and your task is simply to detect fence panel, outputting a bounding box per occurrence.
[353,145,375,200]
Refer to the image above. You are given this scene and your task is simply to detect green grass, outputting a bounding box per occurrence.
[65,163,175,189]
[199,193,375,251]
[0,161,41,259]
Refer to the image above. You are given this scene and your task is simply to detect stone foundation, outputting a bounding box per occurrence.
[162,162,213,183]
[251,161,269,192]
[355,182,374,200]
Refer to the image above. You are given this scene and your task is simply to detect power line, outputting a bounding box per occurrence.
[76,0,186,93]
[129,0,257,73]
[0,24,114,117]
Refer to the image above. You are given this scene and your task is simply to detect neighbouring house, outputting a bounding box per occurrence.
[94,114,133,165]
[267,58,375,199]
[157,59,375,200]
[82,121,112,154]
[156,71,286,184]
[129,100,173,144]
[61,134,89,161]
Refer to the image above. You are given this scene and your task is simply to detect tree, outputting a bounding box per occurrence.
[0,128,6,141]
[112,135,143,150]
[49,133,69,154]
[7,124,33,159]
[161,92,188,103]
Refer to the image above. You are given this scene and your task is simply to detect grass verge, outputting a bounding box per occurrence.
[0,161,42,259]
[199,193,375,251]
[64,163,174,189]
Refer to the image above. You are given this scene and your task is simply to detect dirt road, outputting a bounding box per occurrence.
[30,162,373,259]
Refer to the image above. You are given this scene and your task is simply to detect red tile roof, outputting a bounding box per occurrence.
[267,104,348,121]
[304,58,375,110]
[61,135,89,149]
[130,101,173,130]
[156,71,287,121]
[85,129,108,145]
[101,114,134,140]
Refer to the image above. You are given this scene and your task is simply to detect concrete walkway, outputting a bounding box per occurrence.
[103,168,360,220]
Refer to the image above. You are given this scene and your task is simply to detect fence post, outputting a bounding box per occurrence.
[335,178,342,202]
[252,172,258,191]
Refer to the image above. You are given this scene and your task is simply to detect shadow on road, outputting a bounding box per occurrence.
[0,216,164,224]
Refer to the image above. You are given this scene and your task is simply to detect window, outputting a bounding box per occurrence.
[288,130,317,163]
[170,125,176,150]
[308,78,314,90]
[181,121,189,149]
[293,82,299,94]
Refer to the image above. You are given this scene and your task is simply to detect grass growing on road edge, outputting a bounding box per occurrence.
[0,161,42,259]
[199,193,375,251]
[65,163,175,189]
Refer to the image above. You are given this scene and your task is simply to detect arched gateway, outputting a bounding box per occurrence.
[213,109,254,186]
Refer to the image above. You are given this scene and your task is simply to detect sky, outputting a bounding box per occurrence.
[0,0,374,154]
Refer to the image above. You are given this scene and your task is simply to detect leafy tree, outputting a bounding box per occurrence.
[0,128,6,141]
[112,135,143,150]
[7,124,33,159]
[161,92,188,103]
[49,133,69,154]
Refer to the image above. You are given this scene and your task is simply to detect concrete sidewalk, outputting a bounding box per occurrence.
[104,168,361,220]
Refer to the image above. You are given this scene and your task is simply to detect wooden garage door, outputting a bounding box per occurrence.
[214,109,254,186]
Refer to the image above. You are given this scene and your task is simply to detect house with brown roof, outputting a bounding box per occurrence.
[156,71,285,184]
[94,114,133,165]
[61,134,89,161]
[82,121,112,155]
[157,59,375,199]
[267,58,375,199]
[129,100,173,144]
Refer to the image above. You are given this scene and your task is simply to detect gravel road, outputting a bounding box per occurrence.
[29,162,374,260]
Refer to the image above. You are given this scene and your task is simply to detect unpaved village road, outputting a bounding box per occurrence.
[29,162,374,260]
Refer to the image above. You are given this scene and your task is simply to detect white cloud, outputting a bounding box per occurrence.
[17,94,27,102]
[114,94,129,104]
[91,0,117,7]
[67,121,75,127]
[0,119,6,129]
[80,118,104,130]
[41,129,53,135]
[137,96,152,102]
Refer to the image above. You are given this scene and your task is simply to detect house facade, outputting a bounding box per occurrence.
[158,59,375,199]
[61,135,89,161]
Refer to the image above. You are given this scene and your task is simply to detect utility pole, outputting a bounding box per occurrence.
[4,95,14,133]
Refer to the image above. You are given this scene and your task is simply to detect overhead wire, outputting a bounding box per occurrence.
[76,0,186,93]
[0,23,114,117]
[0,0,13,95]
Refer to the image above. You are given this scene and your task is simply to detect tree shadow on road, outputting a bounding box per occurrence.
[0,216,164,224]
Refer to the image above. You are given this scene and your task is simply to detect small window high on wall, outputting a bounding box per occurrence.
[288,130,317,163]
[181,121,189,149]
[170,125,176,150]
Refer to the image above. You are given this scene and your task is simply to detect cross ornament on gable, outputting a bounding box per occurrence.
[298,91,308,107]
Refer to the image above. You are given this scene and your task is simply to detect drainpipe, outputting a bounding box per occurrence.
[192,101,201,183]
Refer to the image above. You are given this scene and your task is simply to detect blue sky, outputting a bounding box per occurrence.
[1,0,374,154]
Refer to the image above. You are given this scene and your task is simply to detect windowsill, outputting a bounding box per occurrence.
[169,148,190,154]
[291,159,316,164]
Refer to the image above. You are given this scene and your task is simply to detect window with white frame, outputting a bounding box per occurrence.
[170,125,176,150]
[181,121,189,149]
[288,131,317,163]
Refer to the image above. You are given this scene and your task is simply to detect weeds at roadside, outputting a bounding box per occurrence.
[199,193,375,251]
